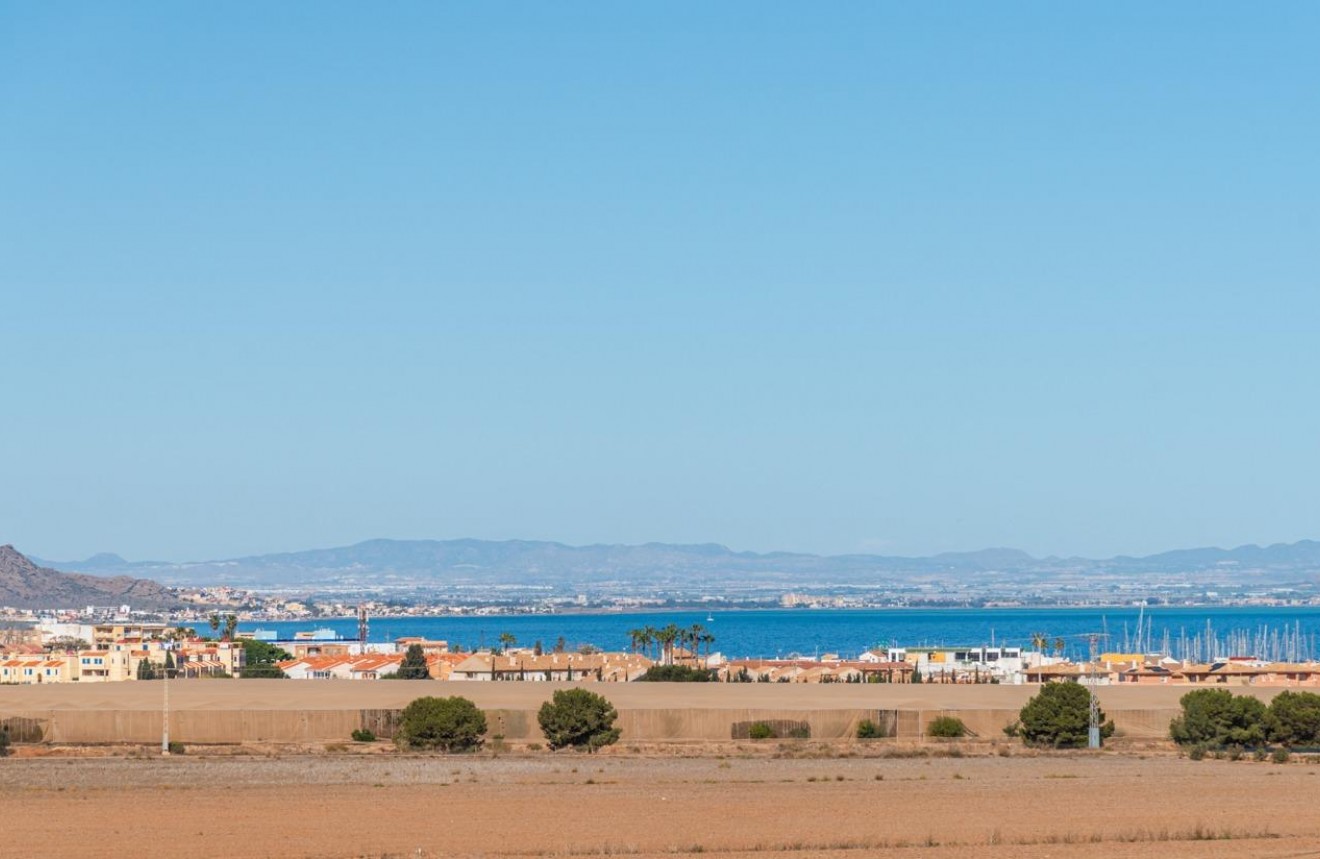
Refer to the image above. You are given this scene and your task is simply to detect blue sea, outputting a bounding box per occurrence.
[241,606,1320,661]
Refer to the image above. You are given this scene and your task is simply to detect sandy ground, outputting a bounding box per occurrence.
[2,752,1317,859]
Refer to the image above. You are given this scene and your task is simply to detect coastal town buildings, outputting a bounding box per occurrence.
[448,650,652,682]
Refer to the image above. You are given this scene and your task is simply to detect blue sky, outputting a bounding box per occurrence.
[2,4,1318,562]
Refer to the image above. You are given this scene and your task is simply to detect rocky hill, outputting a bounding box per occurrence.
[0,545,177,610]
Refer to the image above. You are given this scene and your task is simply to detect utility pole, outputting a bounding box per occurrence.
[161,641,171,756]
[1087,633,1101,750]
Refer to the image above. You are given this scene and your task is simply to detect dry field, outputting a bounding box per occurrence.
[2,751,1317,859]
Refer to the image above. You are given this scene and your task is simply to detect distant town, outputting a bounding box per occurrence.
[5,614,1320,692]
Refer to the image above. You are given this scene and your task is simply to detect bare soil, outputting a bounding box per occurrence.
[2,752,1317,859]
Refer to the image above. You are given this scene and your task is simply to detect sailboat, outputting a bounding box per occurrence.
[706,613,714,622]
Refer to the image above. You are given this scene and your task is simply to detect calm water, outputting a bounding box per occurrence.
[241,606,1320,661]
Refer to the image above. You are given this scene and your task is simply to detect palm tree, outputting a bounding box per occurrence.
[627,627,649,655]
[688,624,706,664]
[700,631,716,661]
[223,614,238,641]
[1030,632,1049,655]
[207,614,220,638]
[657,624,681,666]
[498,632,516,654]
[1053,637,1067,659]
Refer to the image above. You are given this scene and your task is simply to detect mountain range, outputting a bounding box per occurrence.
[0,545,179,610]
[27,537,1320,591]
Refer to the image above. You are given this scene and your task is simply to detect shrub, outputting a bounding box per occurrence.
[1188,744,1207,761]
[1272,747,1291,764]
[786,725,811,739]
[239,663,287,679]
[167,741,185,755]
[1018,682,1114,748]
[537,688,620,752]
[1264,691,1320,747]
[351,728,377,742]
[397,696,487,752]
[0,728,9,757]
[636,665,717,682]
[927,716,968,738]
[1169,689,1266,749]
[748,721,776,740]
[856,719,880,739]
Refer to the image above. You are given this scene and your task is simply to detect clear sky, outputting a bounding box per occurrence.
[2,4,1318,563]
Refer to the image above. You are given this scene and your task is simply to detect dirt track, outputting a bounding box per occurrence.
[2,752,1317,859]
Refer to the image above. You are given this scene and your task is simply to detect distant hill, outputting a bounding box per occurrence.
[38,536,1320,590]
[0,545,178,610]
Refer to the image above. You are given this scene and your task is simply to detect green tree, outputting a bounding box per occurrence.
[0,727,9,757]
[391,644,432,680]
[396,696,487,752]
[136,658,157,681]
[222,614,238,641]
[238,639,291,679]
[164,651,176,678]
[1019,682,1114,748]
[240,639,292,665]
[1264,691,1320,747]
[537,688,621,752]
[207,614,220,638]
[1169,689,1266,749]
[498,632,517,653]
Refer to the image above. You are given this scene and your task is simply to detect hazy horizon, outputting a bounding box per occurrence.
[4,5,1318,563]
[21,532,1320,569]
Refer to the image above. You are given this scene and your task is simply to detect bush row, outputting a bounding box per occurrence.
[1171,689,1320,750]
[384,688,620,753]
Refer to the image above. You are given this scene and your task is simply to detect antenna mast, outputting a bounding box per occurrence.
[1087,632,1101,749]
[1068,631,1110,750]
